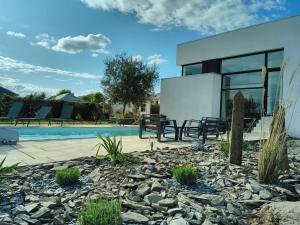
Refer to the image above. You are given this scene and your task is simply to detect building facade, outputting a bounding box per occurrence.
[160,15,300,138]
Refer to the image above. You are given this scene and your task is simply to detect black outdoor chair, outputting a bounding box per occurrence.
[0,102,24,124]
[48,105,74,126]
[139,114,178,142]
[15,106,52,126]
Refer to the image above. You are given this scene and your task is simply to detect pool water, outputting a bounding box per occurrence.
[12,127,139,141]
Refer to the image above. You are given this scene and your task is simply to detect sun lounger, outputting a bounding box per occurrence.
[0,102,24,124]
[0,128,19,145]
[48,105,74,126]
[15,106,52,126]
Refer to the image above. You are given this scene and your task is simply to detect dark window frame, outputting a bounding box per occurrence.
[219,48,283,119]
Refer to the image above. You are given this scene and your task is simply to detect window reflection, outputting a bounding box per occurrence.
[268,51,283,68]
[183,63,202,75]
[223,72,264,89]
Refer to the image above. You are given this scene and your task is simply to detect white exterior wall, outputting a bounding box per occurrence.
[176,16,300,138]
[160,73,221,126]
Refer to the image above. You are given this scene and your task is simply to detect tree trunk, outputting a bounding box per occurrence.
[229,91,245,165]
[122,103,126,115]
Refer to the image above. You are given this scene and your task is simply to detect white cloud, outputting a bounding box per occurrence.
[52,33,111,54]
[132,55,143,62]
[6,31,26,39]
[34,33,56,49]
[0,55,101,79]
[147,54,167,66]
[0,75,59,96]
[81,0,285,34]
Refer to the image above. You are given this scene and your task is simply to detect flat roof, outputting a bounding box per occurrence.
[177,14,300,46]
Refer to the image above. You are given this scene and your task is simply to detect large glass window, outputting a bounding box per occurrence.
[222,72,264,89]
[183,63,202,76]
[221,54,265,73]
[268,51,284,68]
[221,89,263,119]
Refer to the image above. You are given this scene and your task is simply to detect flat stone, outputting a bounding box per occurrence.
[158,198,177,207]
[15,205,27,214]
[144,193,164,205]
[294,184,300,195]
[259,189,273,200]
[122,200,152,211]
[210,196,225,206]
[31,207,51,219]
[246,182,264,194]
[143,158,156,164]
[24,203,39,213]
[167,208,185,216]
[121,211,149,224]
[241,190,252,200]
[15,214,40,225]
[169,217,189,225]
[127,174,147,179]
[151,181,165,191]
[136,183,151,197]
[41,201,56,209]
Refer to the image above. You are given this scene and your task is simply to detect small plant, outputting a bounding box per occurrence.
[78,198,121,225]
[95,136,122,164]
[148,135,156,151]
[0,157,18,190]
[55,167,80,186]
[220,139,230,157]
[173,165,197,185]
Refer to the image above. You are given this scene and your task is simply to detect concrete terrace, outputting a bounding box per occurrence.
[0,136,190,166]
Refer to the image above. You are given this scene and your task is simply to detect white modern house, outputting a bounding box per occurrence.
[160,15,300,138]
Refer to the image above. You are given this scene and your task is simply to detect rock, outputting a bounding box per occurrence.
[259,189,273,200]
[14,205,27,214]
[239,200,271,208]
[210,196,225,206]
[158,198,177,208]
[168,217,189,225]
[41,201,56,209]
[144,193,164,205]
[127,174,147,179]
[15,214,40,225]
[151,181,165,191]
[24,203,39,213]
[121,211,149,224]
[31,207,51,219]
[294,184,300,195]
[136,183,151,197]
[257,201,300,225]
[202,219,216,225]
[246,182,264,194]
[143,158,156,164]
[167,208,185,216]
[53,215,64,225]
[241,190,252,200]
[122,200,152,211]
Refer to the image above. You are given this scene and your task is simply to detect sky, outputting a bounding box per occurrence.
[0,0,299,97]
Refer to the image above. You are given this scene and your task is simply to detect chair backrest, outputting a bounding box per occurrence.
[35,106,52,119]
[7,102,24,119]
[60,105,74,119]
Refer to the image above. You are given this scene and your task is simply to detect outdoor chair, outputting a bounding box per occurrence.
[139,114,178,142]
[48,105,74,126]
[179,119,203,140]
[15,106,52,127]
[0,128,19,145]
[0,102,24,124]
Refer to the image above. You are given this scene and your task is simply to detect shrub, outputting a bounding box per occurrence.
[55,167,80,186]
[173,165,197,185]
[78,199,121,225]
[220,140,230,157]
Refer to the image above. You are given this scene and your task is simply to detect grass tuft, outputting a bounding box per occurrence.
[173,165,197,185]
[55,167,80,186]
[78,198,121,225]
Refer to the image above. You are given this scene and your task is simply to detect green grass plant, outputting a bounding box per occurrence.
[78,198,121,225]
[173,165,197,185]
[55,167,80,186]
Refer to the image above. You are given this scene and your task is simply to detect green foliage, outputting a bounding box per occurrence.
[150,104,160,114]
[0,157,19,189]
[78,198,121,225]
[55,89,73,96]
[173,165,197,185]
[220,140,230,157]
[101,53,159,114]
[55,167,80,186]
[95,136,139,165]
[80,92,106,103]
[114,112,134,119]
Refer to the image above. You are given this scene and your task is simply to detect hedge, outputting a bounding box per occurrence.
[0,94,109,121]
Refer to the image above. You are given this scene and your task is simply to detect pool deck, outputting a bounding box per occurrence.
[0,136,191,166]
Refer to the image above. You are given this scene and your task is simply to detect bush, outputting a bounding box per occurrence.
[173,165,197,185]
[78,199,121,225]
[95,136,139,165]
[220,140,230,157]
[55,167,80,186]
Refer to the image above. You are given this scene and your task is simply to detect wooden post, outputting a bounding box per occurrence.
[229,91,245,165]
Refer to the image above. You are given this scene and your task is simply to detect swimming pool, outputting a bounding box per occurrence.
[11,127,139,141]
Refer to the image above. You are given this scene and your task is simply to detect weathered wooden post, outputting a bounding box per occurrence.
[229,91,245,165]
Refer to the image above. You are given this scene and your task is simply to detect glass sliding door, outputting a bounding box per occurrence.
[267,71,282,115]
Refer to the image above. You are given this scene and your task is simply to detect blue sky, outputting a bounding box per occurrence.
[0,0,299,96]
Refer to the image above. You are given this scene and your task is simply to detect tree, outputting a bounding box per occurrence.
[101,53,159,114]
[80,92,106,103]
[56,89,73,96]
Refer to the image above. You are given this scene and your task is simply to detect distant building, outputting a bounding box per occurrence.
[0,86,18,96]
[51,93,86,103]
